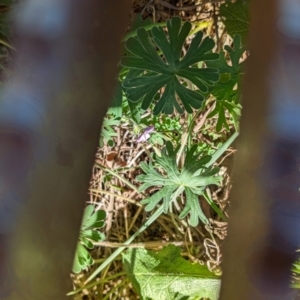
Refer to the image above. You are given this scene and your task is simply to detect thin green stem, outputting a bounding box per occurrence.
[203,191,228,221]
[176,110,202,165]
[206,131,239,168]
[123,22,166,41]
[187,113,193,149]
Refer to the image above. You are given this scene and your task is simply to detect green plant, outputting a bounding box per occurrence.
[121,17,220,115]
[137,141,222,226]
[99,82,123,147]
[220,0,250,45]
[150,114,181,133]
[119,16,247,135]
[99,115,120,147]
[134,113,182,146]
[72,205,106,273]
[123,244,221,300]
[75,13,246,298]
[206,35,245,132]
[80,132,238,288]
[123,13,161,42]
[291,261,300,288]
[107,81,123,118]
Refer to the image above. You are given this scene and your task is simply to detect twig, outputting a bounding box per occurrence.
[96,162,143,195]
[216,147,236,166]
[105,179,117,236]
[127,144,153,167]
[94,240,200,248]
[155,0,225,11]
[193,102,216,133]
[128,205,143,232]
[124,206,129,239]
[90,188,142,207]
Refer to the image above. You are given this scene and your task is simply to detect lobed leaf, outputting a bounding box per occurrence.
[206,35,245,132]
[122,17,220,115]
[100,116,120,147]
[72,205,106,273]
[137,142,222,226]
[220,0,250,45]
[72,243,93,274]
[81,205,106,231]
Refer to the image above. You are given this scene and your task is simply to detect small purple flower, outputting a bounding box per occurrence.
[136,126,155,143]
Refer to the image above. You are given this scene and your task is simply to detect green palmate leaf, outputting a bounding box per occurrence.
[107,81,123,118]
[208,35,246,77]
[123,13,154,41]
[121,17,219,115]
[220,0,250,45]
[224,35,246,73]
[81,229,105,243]
[206,35,245,132]
[72,243,93,274]
[137,141,222,226]
[81,205,106,231]
[130,14,153,32]
[142,185,178,213]
[80,236,94,249]
[100,115,120,147]
[123,245,221,300]
[72,205,106,273]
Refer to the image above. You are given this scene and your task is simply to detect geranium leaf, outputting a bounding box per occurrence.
[206,35,245,132]
[121,17,220,115]
[184,187,208,226]
[220,0,250,45]
[137,142,222,226]
[100,116,120,147]
[107,81,123,118]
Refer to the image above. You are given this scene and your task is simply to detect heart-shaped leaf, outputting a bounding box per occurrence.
[123,245,221,300]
